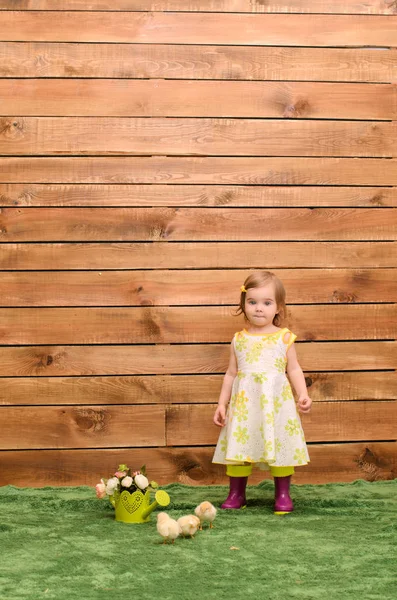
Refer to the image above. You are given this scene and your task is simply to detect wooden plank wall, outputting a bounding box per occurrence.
[0,1,396,487]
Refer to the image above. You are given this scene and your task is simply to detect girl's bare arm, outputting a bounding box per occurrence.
[286,344,312,413]
[213,343,238,426]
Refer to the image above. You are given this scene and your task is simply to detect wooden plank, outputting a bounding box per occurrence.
[1,157,396,185]
[0,405,166,449]
[1,372,395,406]
[0,118,393,157]
[0,342,395,376]
[2,269,396,306]
[1,1,395,14]
[166,402,397,445]
[1,13,396,46]
[1,242,396,270]
[1,207,396,242]
[2,184,396,208]
[1,401,395,450]
[0,442,395,486]
[1,43,394,83]
[304,372,397,403]
[0,305,395,344]
[1,80,394,120]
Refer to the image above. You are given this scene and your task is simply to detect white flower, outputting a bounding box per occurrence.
[105,476,119,495]
[134,474,149,490]
[121,476,133,488]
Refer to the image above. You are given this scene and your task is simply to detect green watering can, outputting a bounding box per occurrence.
[110,488,170,524]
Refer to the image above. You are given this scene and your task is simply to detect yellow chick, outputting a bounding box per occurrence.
[194,501,217,529]
[156,512,181,544]
[177,515,201,539]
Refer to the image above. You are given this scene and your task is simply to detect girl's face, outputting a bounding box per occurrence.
[244,283,279,329]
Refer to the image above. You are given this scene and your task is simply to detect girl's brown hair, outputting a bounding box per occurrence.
[236,271,286,327]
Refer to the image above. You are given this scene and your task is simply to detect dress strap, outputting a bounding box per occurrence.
[282,328,297,351]
[232,330,243,349]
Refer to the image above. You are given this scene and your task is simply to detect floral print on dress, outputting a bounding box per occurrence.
[260,393,268,409]
[235,332,249,352]
[266,411,275,426]
[294,448,307,464]
[285,419,301,436]
[233,426,249,445]
[273,397,282,414]
[274,357,287,372]
[264,440,274,457]
[282,383,294,402]
[231,390,249,422]
[262,333,279,345]
[253,372,268,384]
[246,341,265,364]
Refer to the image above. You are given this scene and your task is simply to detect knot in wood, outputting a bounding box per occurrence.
[283,98,310,118]
[356,447,388,482]
[74,408,106,433]
[17,191,35,206]
[368,194,384,206]
[0,118,25,140]
[214,191,234,206]
[151,225,168,241]
[332,289,357,303]
[35,350,65,373]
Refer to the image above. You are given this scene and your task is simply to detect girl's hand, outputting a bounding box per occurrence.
[213,405,227,427]
[297,394,312,414]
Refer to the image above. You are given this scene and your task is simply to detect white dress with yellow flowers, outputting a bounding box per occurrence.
[212,328,310,469]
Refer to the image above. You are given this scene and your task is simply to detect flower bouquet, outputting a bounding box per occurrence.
[95,464,170,524]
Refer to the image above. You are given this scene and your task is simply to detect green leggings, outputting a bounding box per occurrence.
[226,464,294,477]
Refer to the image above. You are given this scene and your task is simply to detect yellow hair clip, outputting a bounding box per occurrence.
[240,285,247,293]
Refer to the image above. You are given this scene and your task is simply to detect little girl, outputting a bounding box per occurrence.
[212,270,312,514]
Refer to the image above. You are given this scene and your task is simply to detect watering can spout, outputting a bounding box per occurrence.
[141,490,170,520]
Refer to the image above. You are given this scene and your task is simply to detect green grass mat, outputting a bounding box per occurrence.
[0,480,396,600]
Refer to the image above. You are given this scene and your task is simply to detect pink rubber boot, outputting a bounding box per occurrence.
[221,476,248,509]
[274,476,294,514]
